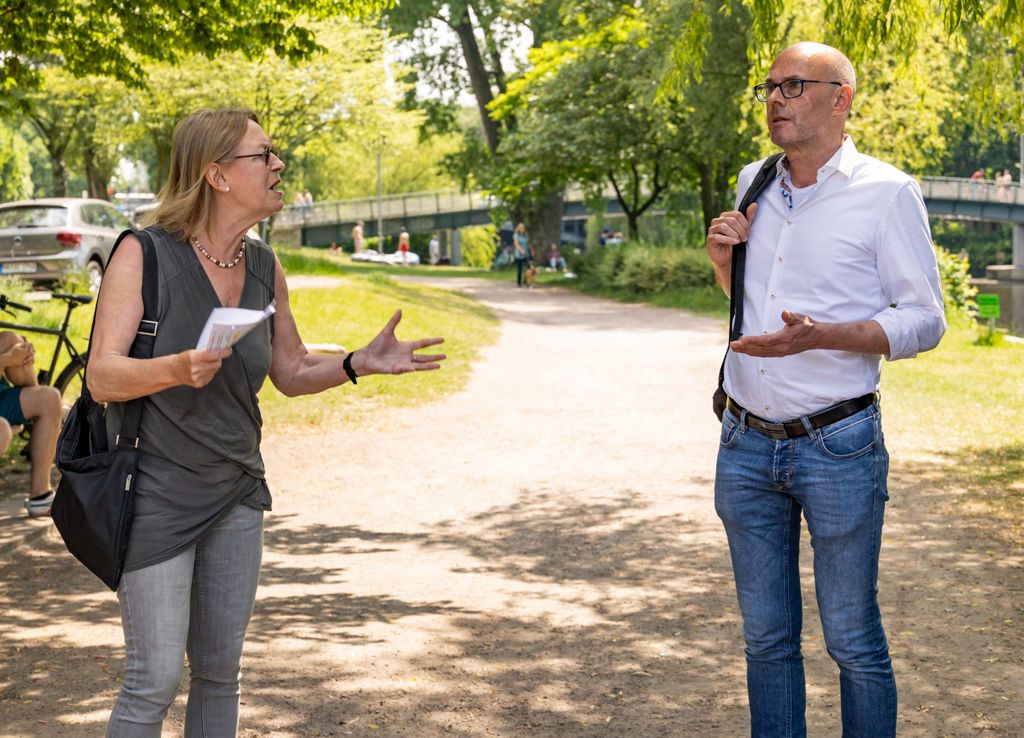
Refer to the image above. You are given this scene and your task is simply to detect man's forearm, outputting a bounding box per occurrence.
[813,319,891,356]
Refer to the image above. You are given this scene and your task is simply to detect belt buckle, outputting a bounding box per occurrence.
[752,419,788,440]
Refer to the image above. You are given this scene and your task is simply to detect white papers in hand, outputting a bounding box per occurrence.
[196,301,276,351]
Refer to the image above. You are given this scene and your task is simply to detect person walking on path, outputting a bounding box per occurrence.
[0,331,62,517]
[87,108,446,738]
[513,223,532,287]
[705,42,946,737]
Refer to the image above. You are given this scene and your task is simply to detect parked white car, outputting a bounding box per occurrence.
[0,198,133,291]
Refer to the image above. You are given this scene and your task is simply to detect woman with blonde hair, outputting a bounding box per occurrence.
[89,108,446,736]
[512,222,532,287]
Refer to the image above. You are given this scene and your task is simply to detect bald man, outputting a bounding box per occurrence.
[706,43,945,736]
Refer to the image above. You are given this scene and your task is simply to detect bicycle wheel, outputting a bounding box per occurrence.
[54,352,88,405]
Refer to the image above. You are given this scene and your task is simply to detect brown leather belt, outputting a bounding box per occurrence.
[725,393,877,440]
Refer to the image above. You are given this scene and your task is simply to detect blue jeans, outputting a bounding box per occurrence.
[107,504,263,738]
[715,404,896,738]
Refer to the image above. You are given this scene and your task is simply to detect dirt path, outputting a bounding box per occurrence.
[1,278,1021,737]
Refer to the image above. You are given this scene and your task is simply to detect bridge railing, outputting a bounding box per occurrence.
[275,190,499,229]
[919,176,1023,205]
[274,177,1021,231]
[273,185,616,230]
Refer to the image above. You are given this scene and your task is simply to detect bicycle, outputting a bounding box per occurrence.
[0,291,92,404]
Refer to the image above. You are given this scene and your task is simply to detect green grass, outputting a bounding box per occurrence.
[275,246,501,280]
[554,276,729,315]
[258,271,498,428]
[0,264,497,471]
[881,316,1024,543]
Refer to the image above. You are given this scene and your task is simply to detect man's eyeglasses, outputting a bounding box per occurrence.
[231,146,279,166]
[754,79,841,103]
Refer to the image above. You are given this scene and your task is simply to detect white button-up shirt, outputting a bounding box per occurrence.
[724,137,946,420]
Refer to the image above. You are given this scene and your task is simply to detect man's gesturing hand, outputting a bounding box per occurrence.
[353,310,446,376]
[706,203,758,270]
[730,310,818,357]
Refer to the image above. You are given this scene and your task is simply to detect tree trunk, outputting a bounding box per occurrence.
[451,17,500,156]
[83,144,108,200]
[530,189,564,256]
[51,157,67,197]
[697,162,714,233]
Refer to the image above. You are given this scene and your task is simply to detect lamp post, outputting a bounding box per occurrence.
[1015,76,1024,277]
[376,135,385,252]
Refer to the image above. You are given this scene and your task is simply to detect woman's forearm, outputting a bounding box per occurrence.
[87,353,187,403]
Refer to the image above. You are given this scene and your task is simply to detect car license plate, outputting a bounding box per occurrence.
[0,262,38,274]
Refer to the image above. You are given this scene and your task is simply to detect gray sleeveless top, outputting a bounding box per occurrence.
[108,227,276,572]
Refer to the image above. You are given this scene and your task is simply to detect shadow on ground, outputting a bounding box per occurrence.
[2,466,1022,736]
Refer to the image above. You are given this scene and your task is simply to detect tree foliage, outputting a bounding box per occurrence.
[0,122,33,201]
[663,0,1024,128]
[488,0,758,233]
[119,18,392,195]
[0,0,385,111]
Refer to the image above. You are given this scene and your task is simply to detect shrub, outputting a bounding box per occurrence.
[460,225,498,268]
[934,244,977,315]
[569,241,716,294]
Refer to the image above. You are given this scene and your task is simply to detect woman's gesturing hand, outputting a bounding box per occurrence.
[353,310,446,377]
[177,348,233,388]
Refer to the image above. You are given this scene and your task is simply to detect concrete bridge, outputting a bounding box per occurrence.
[273,177,1024,275]
[271,186,652,250]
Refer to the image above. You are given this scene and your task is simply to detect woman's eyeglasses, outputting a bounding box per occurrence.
[231,146,279,166]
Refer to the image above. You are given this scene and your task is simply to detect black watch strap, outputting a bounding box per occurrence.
[343,351,358,385]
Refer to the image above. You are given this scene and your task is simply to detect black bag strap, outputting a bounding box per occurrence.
[716,153,784,405]
[728,152,784,342]
[82,229,160,447]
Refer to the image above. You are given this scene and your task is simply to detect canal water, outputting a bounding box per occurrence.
[972,279,1024,337]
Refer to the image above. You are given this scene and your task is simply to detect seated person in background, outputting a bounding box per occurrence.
[0,331,63,517]
[547,243,568,271]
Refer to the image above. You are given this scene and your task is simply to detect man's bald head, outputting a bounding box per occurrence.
[775,42,857,96]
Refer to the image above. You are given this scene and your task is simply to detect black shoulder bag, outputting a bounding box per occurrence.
[712,153,784,421]
[51,229,159,591]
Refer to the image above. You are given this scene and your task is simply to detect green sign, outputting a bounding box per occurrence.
[976,293,1000,320]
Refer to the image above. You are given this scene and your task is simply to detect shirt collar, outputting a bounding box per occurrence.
[775,135,858,182]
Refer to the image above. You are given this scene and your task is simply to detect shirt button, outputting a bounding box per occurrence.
[759,368,766,375]
[778,256,783,262]
[786,220,791,225]
[762,329,768,334]
[770,293,776,299]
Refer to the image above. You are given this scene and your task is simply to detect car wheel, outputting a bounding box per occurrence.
[87,260,103,293]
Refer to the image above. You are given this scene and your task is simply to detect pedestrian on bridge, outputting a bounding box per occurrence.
[706,42,945,737]
[88,107,447,738]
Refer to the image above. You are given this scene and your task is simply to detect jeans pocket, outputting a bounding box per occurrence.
[720,410,742,448]
[815,411,877,460]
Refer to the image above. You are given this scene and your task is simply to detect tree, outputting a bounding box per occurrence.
[489,0,758,234]
[663,0,1024,129]
[384,1,570,251]
[0,123,34,201]
[21,68,92,196]
[125,18,392,197]
[0,0,385,112]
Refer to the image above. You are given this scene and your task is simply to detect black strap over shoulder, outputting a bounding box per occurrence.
[728,152,784,342]
[83,229,160,445]
[714,153,784,420]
